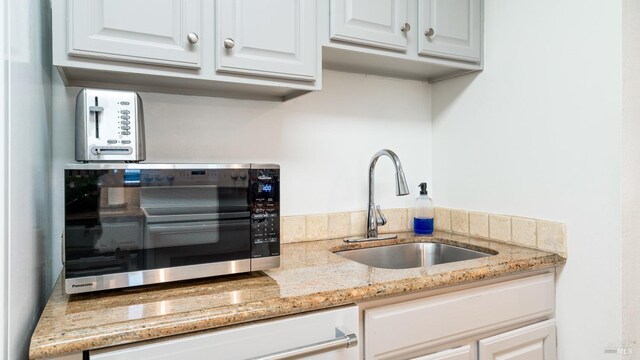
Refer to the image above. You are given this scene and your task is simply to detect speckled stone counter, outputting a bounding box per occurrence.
[29,231,565,359]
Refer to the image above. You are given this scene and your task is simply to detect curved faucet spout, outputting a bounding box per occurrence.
[369,149,410,205]
[365,149,410,238]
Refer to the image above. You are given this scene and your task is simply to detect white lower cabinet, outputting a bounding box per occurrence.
[478,320,556,360]
[80,273,556,360]
[410,319,557,360]
[89,306,360,360]
[362,273,556,360]
[412,345,474,360]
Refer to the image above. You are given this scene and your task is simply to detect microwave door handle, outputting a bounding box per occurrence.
[147,223,220,233]
[143,211,250,224]
[147,220,247,233]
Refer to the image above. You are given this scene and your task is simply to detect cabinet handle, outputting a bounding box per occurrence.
[224,38,235,49]
[249,326,358,360]
[425,27,435,37]
[401,23,411,32]
[187,32,199,44]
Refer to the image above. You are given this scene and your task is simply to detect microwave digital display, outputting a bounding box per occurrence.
[259,184,272,193]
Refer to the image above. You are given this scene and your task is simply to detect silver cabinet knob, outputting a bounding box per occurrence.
[401,23,411,32]
[187,32,199,44]
[224,38,235,49]
[425,28,435,37]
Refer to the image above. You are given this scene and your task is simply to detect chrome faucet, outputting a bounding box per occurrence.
[346,149,410,242]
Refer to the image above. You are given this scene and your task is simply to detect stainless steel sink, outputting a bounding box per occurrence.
[335,242,493,269]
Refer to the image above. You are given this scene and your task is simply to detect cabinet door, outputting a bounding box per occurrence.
[414,345,475,360]
[330,0,409,51]
[478,320,556,360]
[216,0,317,82]
[418,0,481,62]
[69,0,202,69]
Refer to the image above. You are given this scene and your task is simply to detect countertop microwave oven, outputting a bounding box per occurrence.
[63,163,280,294]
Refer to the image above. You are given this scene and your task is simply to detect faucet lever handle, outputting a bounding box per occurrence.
[375,205,387,226]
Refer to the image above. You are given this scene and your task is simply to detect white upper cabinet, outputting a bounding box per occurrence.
[69,0,202,69]
[330,0,410,51]
[216,0,317,81]
[54,0,321,100]
[56,0,483,98]
[321,0,483,82]
[418,0,481,62]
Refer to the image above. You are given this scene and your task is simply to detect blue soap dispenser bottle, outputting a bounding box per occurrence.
[414,182,434,234]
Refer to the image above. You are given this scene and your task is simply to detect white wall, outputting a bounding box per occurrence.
[431,0,621,358]
[51,69,432,281]
[0,0,7,357]
[622,0,640,356]
[5,0,53,358]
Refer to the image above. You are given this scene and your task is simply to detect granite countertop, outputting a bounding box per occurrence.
[29,231,565,359]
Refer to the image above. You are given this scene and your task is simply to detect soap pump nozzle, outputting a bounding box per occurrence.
[419,182,428,195]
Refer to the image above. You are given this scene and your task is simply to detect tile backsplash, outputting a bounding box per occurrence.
[280,207,567,258]
[418,207,566,257]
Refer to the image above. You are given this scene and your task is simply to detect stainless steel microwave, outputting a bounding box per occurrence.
[63,163,280,294]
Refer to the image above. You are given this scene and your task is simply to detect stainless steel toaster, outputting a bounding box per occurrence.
[75,88,146,162]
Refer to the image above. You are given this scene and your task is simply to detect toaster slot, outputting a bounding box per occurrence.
[89,95,104,139]
[90,146,133,155]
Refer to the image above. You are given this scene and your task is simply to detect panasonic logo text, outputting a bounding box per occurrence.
[71,283,94,288]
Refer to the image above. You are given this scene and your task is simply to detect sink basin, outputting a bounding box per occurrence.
[335,242,493,269]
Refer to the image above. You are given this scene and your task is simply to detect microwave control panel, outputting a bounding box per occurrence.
[250,167,280,259]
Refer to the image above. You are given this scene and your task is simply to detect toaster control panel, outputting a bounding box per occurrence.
[76,88,145,162]
[250,167,280,259]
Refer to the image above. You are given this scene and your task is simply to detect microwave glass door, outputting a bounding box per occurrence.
[64,168,251,280]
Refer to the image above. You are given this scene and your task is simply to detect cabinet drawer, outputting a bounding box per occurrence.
[364,273,554,359]
[90,305,359,360]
